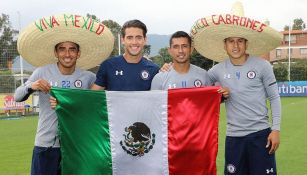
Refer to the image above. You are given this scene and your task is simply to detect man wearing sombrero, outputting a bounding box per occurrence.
[14,14,114,175]
[192,2,282,175]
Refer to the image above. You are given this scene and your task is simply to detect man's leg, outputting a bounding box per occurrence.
[224,136,248,175]
[248,128,277,175]
[31,146,61,175]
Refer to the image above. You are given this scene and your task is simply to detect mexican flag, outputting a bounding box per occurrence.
[51,87,221,175]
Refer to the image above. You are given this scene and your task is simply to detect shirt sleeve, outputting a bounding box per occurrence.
[203,70,213,86]
[262,61,281,131]
[14,67,41,102]
[94,61,108,87]
[89,72,96,85]
[207,66,218,85]
[150,73,163,90]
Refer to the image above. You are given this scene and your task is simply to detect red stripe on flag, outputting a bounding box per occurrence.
[168,87,221,175]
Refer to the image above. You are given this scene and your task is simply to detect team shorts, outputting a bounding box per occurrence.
[31,146,61,175]
[224,128,277,175]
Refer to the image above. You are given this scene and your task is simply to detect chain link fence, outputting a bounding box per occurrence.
[0,44,37,117]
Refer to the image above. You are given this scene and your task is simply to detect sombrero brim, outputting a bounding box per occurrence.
[17,14,114,69]
[191,14,282,62]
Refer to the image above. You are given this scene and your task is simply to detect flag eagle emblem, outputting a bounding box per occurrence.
[120,122,155,156]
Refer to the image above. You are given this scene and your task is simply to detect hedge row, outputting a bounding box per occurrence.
[273,60,307,81]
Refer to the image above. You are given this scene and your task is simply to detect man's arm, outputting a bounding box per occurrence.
[263,62,281,131]
[206,66,230,102]
[92,60,109,90]
[262,61,281,154]
[14,82,34,102]
[265,90,281,154]
[207,67,218,86]
[217,87,230,99]
[14,68,51,102]
[150,72,165,90]
[15,79,51,102]
[91,84,106,90]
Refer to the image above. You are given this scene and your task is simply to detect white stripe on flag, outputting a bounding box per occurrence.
[106,91,168,175]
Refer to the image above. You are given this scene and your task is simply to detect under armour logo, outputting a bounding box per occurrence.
[266,168,274,174]
[49,81,58,87]
[168,84,176,89]
[224,74,231,79]
[115,70,123,75]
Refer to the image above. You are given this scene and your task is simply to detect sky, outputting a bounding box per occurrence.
[1,0,307,35]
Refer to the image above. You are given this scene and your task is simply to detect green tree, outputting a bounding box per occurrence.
[284,18,306,31]
[151,55,163,67]
[273,63,288,81]
[86,14,99,22]
[158,47,172,63]
[151,47,171,67]
[273,59,307,81]
[0,13,18,69]
[292,18,306,30]
[190,50,214,70]
[143,45,151,57]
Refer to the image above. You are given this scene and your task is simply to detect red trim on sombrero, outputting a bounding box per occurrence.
[191,14,282,62]
[18,14,114,69]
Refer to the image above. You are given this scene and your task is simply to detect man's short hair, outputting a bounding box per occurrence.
[121,19,147,38]
[54,42,80,51]
[169,31,192,47]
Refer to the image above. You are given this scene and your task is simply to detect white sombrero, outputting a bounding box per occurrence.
[191,1,282,62]
[18,14,114,69]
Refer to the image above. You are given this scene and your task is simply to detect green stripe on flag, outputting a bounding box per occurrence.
[51,88,112,175]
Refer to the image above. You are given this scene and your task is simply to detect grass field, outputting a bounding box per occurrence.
[0,97,307,175]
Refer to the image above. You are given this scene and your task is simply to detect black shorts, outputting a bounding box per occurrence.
[31,146,61,175]
[224,128,277,175]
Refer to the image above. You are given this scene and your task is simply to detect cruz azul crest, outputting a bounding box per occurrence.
[120,122,155,157]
